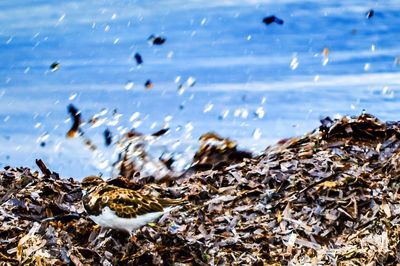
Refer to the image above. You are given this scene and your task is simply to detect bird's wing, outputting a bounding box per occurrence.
[101,187,166,218]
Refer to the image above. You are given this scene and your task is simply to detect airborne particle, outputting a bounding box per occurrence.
[290,56,299,70]
[322,48,329,57]
[252,128,262,140]
[366,9,374,19]
[186,76,196,87]
[104,129,112,146]
[125,81,134,90]
[255,107,265,119]
[50,62,60,72]
[69,93,78,101]
[203,103,213,113]
[144,80,153,89]
[148,35,166,45]
[134,53,143,65]
[262,15,284,25]
[66,104,81,138]
[151,128,169,137]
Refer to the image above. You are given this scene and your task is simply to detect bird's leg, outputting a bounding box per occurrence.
[89,226,108,246]
[129,229,138,242]
[99,227,108,238]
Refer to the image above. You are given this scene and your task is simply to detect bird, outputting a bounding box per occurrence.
[81,175,183,233]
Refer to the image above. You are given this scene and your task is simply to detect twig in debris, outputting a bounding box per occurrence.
[35,159,52,178]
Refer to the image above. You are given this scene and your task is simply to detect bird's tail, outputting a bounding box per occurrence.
[158,197,186,207]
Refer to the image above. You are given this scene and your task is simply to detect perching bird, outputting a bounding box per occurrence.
[81,176,183,233]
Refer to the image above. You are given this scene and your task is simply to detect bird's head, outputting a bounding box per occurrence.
[81,175,105,191]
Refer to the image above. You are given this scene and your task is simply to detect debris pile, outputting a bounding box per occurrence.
[1,114,400,265]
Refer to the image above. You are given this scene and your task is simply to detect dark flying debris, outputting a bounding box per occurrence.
[66,106,98,152]
[104,128,112,146]
[144,80,153,89]
[262,15,284,25]
[366,9,374,19]
[66,104,81,138]
[160,155,174,170]
[134,53,143,65]
[40,142,46,147]
[151,128,169,137]
[148,35,166,45]
[50,62,60,72]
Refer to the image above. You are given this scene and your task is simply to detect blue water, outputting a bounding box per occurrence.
[1,0,400,178]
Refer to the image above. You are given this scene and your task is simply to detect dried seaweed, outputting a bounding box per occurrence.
[2,114,400,265]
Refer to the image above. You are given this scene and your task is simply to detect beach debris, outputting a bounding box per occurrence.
[263,15,284,25]
[111,129,177,183]
[50,62,60,72]
[145,80,153,89]
[35,159,54,178]
[366,9,374,19]
[190,132,253,171]
[103,129,112,146]
[3,114,400,264]
[66,104,81,138]
[148,35,166,45]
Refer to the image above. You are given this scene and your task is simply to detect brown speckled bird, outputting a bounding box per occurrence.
[81,176,182,233]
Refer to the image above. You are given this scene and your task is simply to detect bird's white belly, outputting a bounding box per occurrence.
[89,206,173,233]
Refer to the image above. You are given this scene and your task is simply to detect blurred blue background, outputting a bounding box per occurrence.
[1,0,399,178]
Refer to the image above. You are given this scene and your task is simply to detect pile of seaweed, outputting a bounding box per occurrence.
[1,114,400,265]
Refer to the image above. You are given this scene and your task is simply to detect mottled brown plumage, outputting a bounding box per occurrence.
[81,176,182,219]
